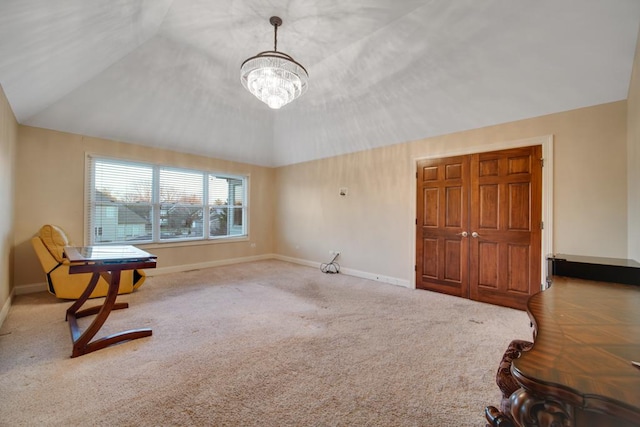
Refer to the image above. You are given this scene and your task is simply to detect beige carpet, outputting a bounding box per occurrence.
[0,260,531,426]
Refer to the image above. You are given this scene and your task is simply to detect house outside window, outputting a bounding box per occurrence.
[86,155,248,245]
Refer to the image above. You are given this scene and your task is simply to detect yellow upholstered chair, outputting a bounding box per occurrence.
[31,224,146,299]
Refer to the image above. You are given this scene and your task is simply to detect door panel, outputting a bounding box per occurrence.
[446,187,463,227]
[479,184,499,228]
[469,146,542,309]
[422,238,439,278]
[509,183,531,230]
[416,145,542,310]
[478,242,498,288]
[416,156,469,297]
[423,188,439,226]
[508,244,530,292]
[444,239,462,282]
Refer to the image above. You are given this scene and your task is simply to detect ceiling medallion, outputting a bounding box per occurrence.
[240,16,309,109]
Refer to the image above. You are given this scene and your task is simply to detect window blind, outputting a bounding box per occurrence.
[85,155,248,245]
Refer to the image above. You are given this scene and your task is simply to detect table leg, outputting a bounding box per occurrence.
[66,271,100,321]
[66,270,152,358]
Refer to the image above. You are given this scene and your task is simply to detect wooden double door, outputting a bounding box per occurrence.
[416,145,542,310]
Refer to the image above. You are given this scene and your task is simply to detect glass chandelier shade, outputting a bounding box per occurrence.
[241,17,308,110]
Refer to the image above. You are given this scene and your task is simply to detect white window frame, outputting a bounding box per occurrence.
[85,154,248,245]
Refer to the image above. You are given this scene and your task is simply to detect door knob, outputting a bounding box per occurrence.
[457,231,468,237]
[471,232,479,238]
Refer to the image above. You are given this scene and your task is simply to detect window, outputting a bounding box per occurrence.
[159,168,203,241]
[86,156,248,245]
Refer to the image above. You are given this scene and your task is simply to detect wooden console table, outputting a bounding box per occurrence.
[64,246,156,358]
[509,277,640,426]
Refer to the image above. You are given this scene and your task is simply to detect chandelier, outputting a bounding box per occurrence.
[241,16,308,109]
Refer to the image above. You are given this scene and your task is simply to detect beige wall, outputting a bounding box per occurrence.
[275,101,628,285]
[1,84,18,318]
[628,28,640,262]
[14,126,276,290]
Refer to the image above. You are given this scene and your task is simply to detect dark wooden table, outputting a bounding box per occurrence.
[63,246,157,358]
[510,276,640,426]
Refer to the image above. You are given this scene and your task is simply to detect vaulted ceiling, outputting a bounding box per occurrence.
[1,1,639,167]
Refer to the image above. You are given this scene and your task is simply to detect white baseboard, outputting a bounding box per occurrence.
[0,289,14,329]
[273,254,321,269]
[274,254,411,289]
[147,254,276,276]
[341,266,411,288]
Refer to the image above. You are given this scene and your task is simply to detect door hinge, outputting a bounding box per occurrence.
[414,265,417,272]
[416,171,418,179]
[540,221,544,230]
[540,158,544,167]
[415,218,418,225]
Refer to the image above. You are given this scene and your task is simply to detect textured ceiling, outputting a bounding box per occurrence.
[1,0,639,167]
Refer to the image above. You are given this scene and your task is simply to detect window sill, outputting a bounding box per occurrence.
[134,236,249,250]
